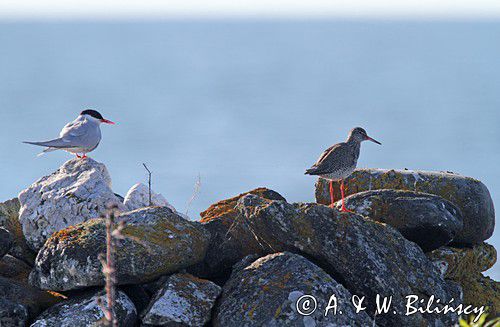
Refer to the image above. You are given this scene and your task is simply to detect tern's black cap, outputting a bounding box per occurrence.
[80,109,104,120]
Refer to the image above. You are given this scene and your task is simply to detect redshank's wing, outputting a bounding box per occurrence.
[306,142,351,175]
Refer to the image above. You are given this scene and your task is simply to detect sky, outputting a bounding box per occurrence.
[1,0,500,19]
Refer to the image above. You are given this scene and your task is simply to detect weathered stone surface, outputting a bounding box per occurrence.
[142,273,221,327]
[315,169,494,244]
[30,207,210,291]
[460,273,500,318]
[214,252,373,327]
[428,242,497,280]
[209,192,459,326]
[337,189,463,251]
[0,276,65,319]
[123,183,170,210]
[0,298,29,327]
[193,188,286,278]
[31,290,137,327]
[124,183,189,219]
[0,255,31,282]
[0,198,35,264]
[0,227,13,258]
[18,158,125,251]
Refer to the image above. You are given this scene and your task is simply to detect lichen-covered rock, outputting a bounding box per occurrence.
[0,255,31,282]
[31,290,137,327]
[337,189,463,251]
[0,227,13,258]
[18,158,125,251]
[460,273,500,318]
[0,298,29,327]
[214,252,373,327]
[142,273,221,326]
[0,198,35,264]
[30,207,210,291]
[0,276,65,319]
[428,243,497,280]
[193,188,286,278]
[315,169,494,244]
[213,193,459,326]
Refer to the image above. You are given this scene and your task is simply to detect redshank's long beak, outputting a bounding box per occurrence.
[101,119,115,125]
[366,136,381,145]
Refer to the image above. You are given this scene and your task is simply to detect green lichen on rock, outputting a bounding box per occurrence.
[29,206,210,291]
[428,242,497,280]
[316,169,495,244]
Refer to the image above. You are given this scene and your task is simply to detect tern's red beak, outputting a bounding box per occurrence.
[101,119,115,125]
[366,135,381,145]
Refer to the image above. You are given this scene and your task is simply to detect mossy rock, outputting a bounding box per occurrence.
[30,207,210,291]
[427,242,497,280]
[316,169,494,244]
[460,273,500,318]
[192,188,286,279]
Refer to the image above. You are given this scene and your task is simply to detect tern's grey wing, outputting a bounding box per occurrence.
[58,118,101,149]
[306,142,355,175]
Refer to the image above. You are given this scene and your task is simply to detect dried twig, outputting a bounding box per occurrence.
[98,205,120,327]
[185,173,201,216]
[142,163,153,206]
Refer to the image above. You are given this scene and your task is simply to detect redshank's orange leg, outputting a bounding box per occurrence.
[329,180,335,208]
[340,179,354,213]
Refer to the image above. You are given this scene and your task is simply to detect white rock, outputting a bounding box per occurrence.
[18,158,124,251]
[123,183,190,219]
[141,273,221,327]
[123,183,171,210]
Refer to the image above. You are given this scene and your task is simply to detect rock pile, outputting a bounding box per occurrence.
[0,159,497,326]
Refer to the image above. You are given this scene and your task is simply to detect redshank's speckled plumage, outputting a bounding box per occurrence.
[306,127,381,211]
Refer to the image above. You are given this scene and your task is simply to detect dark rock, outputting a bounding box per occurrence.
[141,273,221,326]
[214,252,373,327]
[192,188,286,279]
[121,284,151,314]
[209,192,459,326]
[428,242,497,280]
[30,207,210,291]
[336,189,463,251]
[0,298,29,327]
[0,227,13,258]
[0,276,65,319]
[315,169,494,244]
[0,198,35,265]
[0,255,32,282]
[31,290,137,327]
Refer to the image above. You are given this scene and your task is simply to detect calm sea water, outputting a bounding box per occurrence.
[0,20,498,279]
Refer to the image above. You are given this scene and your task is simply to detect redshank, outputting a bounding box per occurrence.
[305,127,381,212]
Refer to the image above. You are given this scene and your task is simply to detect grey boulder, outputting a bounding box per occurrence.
[214,252,373,327]
[30,207,210,291]
[315,169,494,244]
[31,290,137,327]
[336,189,463,251]
[141,273,221,326]
[211,192,459,326]
[18,158,125,251]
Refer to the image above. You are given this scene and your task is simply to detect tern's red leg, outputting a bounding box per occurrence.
[76,154,81,158]
[329,180,335,208]
[340,179,354,213]
[82,154,87,159]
